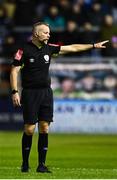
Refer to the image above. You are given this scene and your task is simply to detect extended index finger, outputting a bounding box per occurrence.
[102,40,109,44]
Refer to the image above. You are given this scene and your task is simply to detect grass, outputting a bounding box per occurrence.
[0,132,117,179]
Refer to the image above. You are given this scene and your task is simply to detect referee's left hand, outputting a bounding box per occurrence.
[12,93,21,107]
[94,40,109,48]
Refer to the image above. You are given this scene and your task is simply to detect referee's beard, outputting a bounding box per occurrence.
[37,39,48,45]
[38,36,49,44]
[43,39,48,44]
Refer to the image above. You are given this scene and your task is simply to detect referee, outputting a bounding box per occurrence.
[10,22,108,173]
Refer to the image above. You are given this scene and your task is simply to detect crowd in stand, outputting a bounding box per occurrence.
[1,0,117,98]
[0,0,117,57]
[51,70,117,99]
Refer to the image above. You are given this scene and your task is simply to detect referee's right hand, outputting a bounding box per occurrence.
[12,93,21,107]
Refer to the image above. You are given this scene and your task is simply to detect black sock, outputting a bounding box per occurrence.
[38,133,48,165]
[22,132,32,166]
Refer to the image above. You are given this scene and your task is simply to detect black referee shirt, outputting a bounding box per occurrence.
[12,42,60,88]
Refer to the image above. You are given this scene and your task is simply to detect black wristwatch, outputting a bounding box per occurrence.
[12,89,18,94]
[92,43,95,48]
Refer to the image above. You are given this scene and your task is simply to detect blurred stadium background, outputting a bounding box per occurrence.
[1,0,117,132]
[0,0,117,178]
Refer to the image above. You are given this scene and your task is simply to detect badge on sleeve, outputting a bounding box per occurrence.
[14,49,23,60]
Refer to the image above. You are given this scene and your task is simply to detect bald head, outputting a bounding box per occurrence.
[32,22,50,44]
[32,22,50,34]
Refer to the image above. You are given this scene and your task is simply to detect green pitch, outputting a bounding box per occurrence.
[0,132,117,179]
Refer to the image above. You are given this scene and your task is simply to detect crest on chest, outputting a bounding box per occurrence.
[44,55,49,63]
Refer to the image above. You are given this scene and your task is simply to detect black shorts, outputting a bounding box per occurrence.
[21,87,53,124]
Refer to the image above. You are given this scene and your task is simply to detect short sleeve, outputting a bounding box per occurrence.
[12,49,24,66]
[48,43,60,55]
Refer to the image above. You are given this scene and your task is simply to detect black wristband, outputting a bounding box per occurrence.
[12,90,18,94]
[93,43,95,48]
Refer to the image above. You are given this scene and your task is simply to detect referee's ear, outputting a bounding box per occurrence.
[35,32,40,38]
[34,32,38,37]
